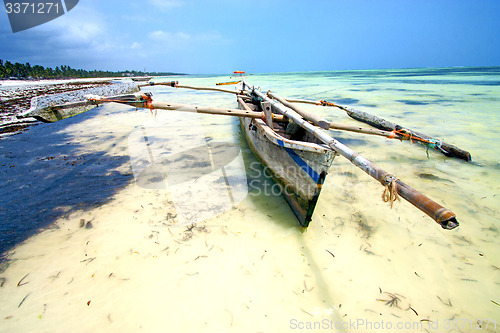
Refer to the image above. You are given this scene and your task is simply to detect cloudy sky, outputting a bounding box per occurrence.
[0,0,499,74]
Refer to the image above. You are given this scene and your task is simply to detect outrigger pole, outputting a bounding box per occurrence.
[86,93,287,121]
[287,98,471,161]
[167,81,470,161]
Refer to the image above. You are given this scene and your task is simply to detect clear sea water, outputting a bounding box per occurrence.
[0,67,499,332]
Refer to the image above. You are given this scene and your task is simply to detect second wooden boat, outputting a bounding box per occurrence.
[131,77,152,82]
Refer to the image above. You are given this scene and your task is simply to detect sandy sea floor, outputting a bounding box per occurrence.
[0,70,499,332]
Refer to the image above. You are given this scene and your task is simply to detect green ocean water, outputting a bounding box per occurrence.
[0,67,499,332]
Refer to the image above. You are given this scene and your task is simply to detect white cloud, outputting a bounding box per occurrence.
[149,30,191,41]
[45,5,107,48]
[131,42,142,49]
[147,0,183,11]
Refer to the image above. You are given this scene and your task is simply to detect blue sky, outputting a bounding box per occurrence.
[0,0,499,74]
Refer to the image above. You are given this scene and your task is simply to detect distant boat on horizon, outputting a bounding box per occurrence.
[131,77,152,82]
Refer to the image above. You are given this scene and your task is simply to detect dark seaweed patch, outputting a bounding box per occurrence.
[397,100,429,106]
[386,88,410,92]
[336,98,359,105]
[335,137,368,146]
[190,161,211,168]
[434,99,458,105]
[389,79,500,86]
[418,173,454,183]
[173,154,197,162]
[276,67,500,82]
[339,171,356,178]
[350,88,379,92]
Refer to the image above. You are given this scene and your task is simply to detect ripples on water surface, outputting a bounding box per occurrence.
[0,67,499,332]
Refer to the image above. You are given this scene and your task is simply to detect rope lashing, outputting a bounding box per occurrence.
[319,100,340,107]
[431,139,448,154]
[139,92,154,110]
[424,139,447,158]
[381,174,400,208]
[251,88,263,102]
[391,127,436,145]
[390,127,448,157]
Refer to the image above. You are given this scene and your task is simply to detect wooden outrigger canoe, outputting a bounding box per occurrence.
[17,82,139,123]
[238,94,337,227]
[235,80,459,230]
[131,77,152,82]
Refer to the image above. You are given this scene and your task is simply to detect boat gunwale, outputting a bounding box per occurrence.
[238,97,332,154]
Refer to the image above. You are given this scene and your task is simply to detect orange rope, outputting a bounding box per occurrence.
[141,93,154,110]
[381,175,400,208]
[382,180,400,208]
[319,100,339,107]
[390,129,434,145]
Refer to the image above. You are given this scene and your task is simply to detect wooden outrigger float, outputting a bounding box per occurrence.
[287,98,472,161]
[16,78,462,230]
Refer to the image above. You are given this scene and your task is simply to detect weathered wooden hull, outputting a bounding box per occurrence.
[131,77,152,82]
[238,99,336,227]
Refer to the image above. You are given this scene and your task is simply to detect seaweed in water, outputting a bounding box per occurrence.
[397,100,429,106]
[418,173,454,183]
[378,292,402,307]
[377,291,417,315]
[336,98,359,105]
[351,211,376,239]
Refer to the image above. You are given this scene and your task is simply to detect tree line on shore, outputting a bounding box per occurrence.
[0,59,182,79]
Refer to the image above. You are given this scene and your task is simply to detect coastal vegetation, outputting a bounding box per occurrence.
[0,59,181,79]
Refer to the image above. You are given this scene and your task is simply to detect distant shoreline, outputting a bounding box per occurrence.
[0,75,191,137]
[0,74,185,87]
